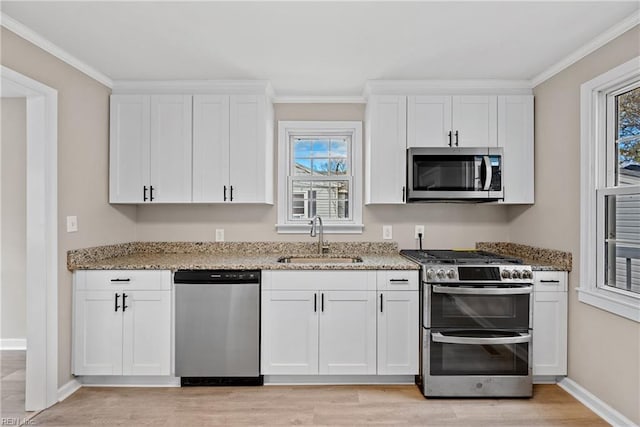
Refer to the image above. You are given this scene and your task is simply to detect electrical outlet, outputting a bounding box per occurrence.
[382,225,393,240]
[414,225,425,239]
[215,229,225,242]
[66,215,78,233]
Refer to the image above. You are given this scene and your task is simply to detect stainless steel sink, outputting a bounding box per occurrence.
[278,256,363,264]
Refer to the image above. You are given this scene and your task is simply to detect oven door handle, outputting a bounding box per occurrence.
[431,332,531,345]
[432,285,532,295]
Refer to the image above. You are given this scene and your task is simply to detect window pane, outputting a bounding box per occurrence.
[616,87,640,186]
[290,180,350,220]
[604,192,640,294]
[330,139,348,158]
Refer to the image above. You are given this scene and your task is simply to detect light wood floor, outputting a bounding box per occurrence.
[29,383,606,426]
[0,350,34,423]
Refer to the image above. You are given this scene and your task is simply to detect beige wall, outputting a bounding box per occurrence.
[136,103,511,249]
[0,28,138,386]
[1,98,27,341]
[508,26,640,424]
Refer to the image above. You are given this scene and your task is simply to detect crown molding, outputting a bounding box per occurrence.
[363,80,533,97]
[531,11,640,88]
[111,80,275,97]
[272,96,366,104]
[1,12,113,88]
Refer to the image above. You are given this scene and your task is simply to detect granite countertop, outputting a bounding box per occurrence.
[476,242,572,272]
[68,241,419,271]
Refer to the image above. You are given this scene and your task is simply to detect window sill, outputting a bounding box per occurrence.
[577,287,640,322]
[276,223,364,234]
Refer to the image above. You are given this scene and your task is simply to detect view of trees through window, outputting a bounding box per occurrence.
[289,137,351,221]
[606,85,640,294]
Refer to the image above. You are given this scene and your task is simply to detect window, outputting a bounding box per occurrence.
[277,121,363,233]
[580,56,640,322]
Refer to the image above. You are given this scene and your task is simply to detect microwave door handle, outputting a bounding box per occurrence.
[432,285,533,295]
[431,332,532,345]
[483,155,492,191]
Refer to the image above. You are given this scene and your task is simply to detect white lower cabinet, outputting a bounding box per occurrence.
[261,270,418,377]
[377,290,419,375]
[73,270,171,376]
[532,271,568,377]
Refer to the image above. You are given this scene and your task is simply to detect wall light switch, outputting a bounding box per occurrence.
[66,215,78,233]
[215,229,225,242]
[414,225,425,239]
[382,225,393,240]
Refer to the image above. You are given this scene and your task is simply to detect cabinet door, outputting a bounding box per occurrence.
[452,96,497,147]
[122,291,171,375]
[498,95,534,204]
[261,290,319,375]
[109,95,150,203]
[365,95,407,204]
[229,95,270,203]
[319,291,377,375]
[377,291,419,375]
[407,96,452,147]
[73,291,123,375]
[149,95,192,202]
[533,291,568,376]
[192,95,230,202]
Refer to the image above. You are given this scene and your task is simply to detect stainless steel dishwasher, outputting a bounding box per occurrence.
[174,270,262,386]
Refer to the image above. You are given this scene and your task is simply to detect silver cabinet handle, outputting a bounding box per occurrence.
[431,332,531,345]
[432,285,532,295]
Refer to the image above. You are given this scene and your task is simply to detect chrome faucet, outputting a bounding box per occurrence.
[309,216,329,255]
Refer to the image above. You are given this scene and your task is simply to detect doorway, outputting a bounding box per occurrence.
[0,66,58,415]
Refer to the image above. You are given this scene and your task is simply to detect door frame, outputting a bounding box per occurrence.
[1,65,58,410]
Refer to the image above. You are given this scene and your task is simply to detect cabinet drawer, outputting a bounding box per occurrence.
[75,270,171,291]
[264,270,375,291]
[533,271,567,292]
[377,270,418,291]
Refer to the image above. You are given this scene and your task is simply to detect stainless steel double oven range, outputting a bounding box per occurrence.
[400,250,534,398]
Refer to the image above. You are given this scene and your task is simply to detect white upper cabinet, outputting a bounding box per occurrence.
[192,95,230,202]
[497,95,534,204]
[228,95,273,203]
[365,95,407,204]
[407,95,497,148]
[109,82,274,204]
[150,95,193,203]
[109,95,150,203]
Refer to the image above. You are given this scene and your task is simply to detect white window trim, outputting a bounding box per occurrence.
[580,56,640,322]
[276,121,364,234]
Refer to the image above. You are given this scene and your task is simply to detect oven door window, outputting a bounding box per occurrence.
[430,285,530,329]
[412,155,483,191]
[429,330,530,376]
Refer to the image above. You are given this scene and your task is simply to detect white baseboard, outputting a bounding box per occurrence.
[79,376,181,387]
[0,338,27,350]
[558,377,638,427]
[57,379,81,402]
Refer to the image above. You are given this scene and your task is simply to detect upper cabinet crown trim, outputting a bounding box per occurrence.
[363,80,534,97]
[111,80,275,97]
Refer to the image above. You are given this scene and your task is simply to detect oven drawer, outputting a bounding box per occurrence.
[426,329,531,377]
[426,284,532,329]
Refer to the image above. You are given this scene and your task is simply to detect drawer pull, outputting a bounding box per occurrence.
[389,279,409,283]
[110,278,131,282]
[539,280,560,283]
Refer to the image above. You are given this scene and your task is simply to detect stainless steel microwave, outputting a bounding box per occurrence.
[407,147,504,201]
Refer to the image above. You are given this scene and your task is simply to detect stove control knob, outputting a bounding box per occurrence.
[521,270,533,279]
[511,270,521,279]
[446,269,456,279]
[436,269,446,279]
[426,269,436,281]
[501,269,511,279]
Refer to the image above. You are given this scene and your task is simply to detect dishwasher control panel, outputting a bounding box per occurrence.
[174,270,261,284]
